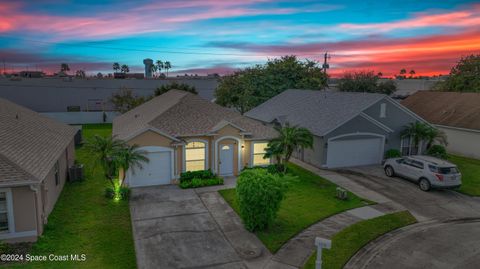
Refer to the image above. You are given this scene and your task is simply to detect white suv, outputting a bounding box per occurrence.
[383,155,462,191]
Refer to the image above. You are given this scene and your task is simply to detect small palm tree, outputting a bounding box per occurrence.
[156,60,164,76]
[409,69,415,77]
[114,144,149,186]
[86,135,125,188]
[424,126,448,149]
[113,62,120,73]
[164,61,171,77]
[60,63,70,72]
[121,64,130,73]
[265,122,313,172]
[401,122,447,154]
[400,68,407,75]
[150,65,157,77]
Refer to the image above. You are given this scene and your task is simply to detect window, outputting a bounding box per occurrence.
[0,192,9,233]
[380,103,387,118]
[185,141,206,171]
[54,161,60,186]
[252,142,270,166]
[400,135,418,156]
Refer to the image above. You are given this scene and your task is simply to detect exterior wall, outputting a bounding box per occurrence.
[301,136,325,168]
[11,187,37,233]
[437,126,480,159]
[363,98,422,153]
[242,141,252,169]
[127,130,173,147]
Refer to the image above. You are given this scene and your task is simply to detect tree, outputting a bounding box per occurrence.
[435,54,480,92]
[164,61,171,77]
[86,135,125,188]
[97,72,104,78]
[337,71,397,95]
[400,122,447,154]
[113,62,120,73]
[150,65,157,77]
[156,60,164,76]
[265,122,313,172]
[154,82,197,96]
[215,55,327,114]
[60,63,70,72]
[75,70,86,78]
[111,88,150,113]
[114,144,149,186]
[377,72,383,77]
[409,69,416,78]
[121,64,130,73]
[400,69,407,75]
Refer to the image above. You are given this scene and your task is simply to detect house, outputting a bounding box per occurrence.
[245,89,427,168]
[402,91,480,159]
[0,98,76,242]
[112,90,277,187]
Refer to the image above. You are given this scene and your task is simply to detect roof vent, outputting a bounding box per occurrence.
[15,113,19,120]
[134,114,139,118]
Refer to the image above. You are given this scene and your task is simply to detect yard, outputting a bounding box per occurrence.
[219,163,371,253]
[449,155,480,196]
[10,124,136,269]
[302,211,416,269]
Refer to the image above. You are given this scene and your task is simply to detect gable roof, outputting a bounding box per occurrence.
[113,90,277,141]
[245,89,386,136]
[401,91,480,131]
[0,98,77,184]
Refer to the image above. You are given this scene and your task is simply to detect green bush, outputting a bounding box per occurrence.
[105,187,115,199]
[236,169,288,232]
[427,145,447,159]
[180,169,215,182]
[179,177,223,189]
[385,149,402,158]
[119,187,130,200]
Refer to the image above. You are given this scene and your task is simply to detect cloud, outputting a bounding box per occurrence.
[173,65,239,75]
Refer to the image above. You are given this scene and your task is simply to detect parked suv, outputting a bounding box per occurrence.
[383,155,462,191]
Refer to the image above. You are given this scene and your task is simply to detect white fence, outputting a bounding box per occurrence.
[41,112,120,124]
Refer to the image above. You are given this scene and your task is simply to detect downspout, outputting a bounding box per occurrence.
[29,184,42,237]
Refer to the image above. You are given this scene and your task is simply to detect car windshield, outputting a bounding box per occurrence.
[438,167,459,174]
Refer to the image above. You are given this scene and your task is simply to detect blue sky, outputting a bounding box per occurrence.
[0,0,479,76]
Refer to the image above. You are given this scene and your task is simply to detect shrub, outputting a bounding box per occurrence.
[105,187,115,199]
[236,169,288,232]
[385,149,402,158]
[119,187,131,200]
[180,169,215,183]
[179,177,223,189]
[427,145,447,159]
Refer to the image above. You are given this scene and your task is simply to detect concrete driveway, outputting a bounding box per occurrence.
[129,185,246,269]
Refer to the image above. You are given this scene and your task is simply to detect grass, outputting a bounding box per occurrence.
[449,154,480,196]
[10,124,136,269]
[219,163,371,253]
[303,211,416,269]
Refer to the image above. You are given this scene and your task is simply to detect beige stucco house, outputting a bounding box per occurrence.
[0,98,76,242]
[112,90,277,187]
[402,91,480,159]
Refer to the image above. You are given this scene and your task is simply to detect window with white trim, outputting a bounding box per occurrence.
[252,142,270,166]
[380,103,387,118]
[185,141,206,171]
[401,135,418,155]
[0,192,9,233]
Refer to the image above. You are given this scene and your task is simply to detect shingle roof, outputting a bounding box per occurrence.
[0,98,76,184]
[401,91,480,131]
[245,89,386,136]
[113,90,277,141]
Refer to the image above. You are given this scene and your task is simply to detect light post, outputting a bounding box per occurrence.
[315,237,332,269]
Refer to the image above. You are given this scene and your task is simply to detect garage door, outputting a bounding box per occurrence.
[327,137,383,168]
[127,148,172,187]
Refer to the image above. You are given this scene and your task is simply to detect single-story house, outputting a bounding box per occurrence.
[112,90,277,187]
[0,98,76,242]
[245,89,428,168]
[402,91,480,159]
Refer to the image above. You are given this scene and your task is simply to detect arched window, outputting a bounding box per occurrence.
[185,141,207,171]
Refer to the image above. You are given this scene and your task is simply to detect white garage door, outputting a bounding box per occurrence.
[127,148,172,187]
[327,137,383,168]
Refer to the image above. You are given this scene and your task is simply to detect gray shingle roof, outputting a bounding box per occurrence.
[0,98,76,184]
[245,89,386,136]
[113,90,277,141]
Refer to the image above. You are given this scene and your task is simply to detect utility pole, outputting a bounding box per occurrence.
[322,52,330,75]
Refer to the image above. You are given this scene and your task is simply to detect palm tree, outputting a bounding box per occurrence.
[400,68,407,75]
[114,144,149,186]
[409,69,416,78]
[164,61,171,77]
[86,135,125,188]
[156,60,164,76]
[60,63,70,72]
[424,126,448,149]
[265,122,313,172]
[401,122,447,154]
[150,65,158,77]
[121,64,129,73]
[113,62,120,73]
[377,72,383,77]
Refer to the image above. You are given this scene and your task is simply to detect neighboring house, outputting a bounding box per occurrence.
[402,91,480,159]
[0,98,76,242]
[112,90,277,187]
[245,89,427,168]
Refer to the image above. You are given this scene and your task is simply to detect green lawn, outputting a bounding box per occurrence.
[449,154,480,196]
[219,163,371,253]
[10,124,136,269]
[303,211,416,269]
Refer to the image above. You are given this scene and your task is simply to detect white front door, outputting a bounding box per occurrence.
[219,144,234,175]
[327,137,383,168]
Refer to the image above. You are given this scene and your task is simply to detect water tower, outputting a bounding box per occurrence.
[143,58,153,78]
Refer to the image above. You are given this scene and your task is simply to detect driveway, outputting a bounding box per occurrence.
[129,185,246,269]
[338,165,480,221]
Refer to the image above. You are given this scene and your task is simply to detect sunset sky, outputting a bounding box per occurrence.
[0,0,479,77]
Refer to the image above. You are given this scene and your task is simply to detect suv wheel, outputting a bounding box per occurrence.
[384,166,394,177]
[419,178,431,191]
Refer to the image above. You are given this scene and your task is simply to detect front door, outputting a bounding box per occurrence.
[219,144,234,175]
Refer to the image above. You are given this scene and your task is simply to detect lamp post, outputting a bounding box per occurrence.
[315,237,332,269]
